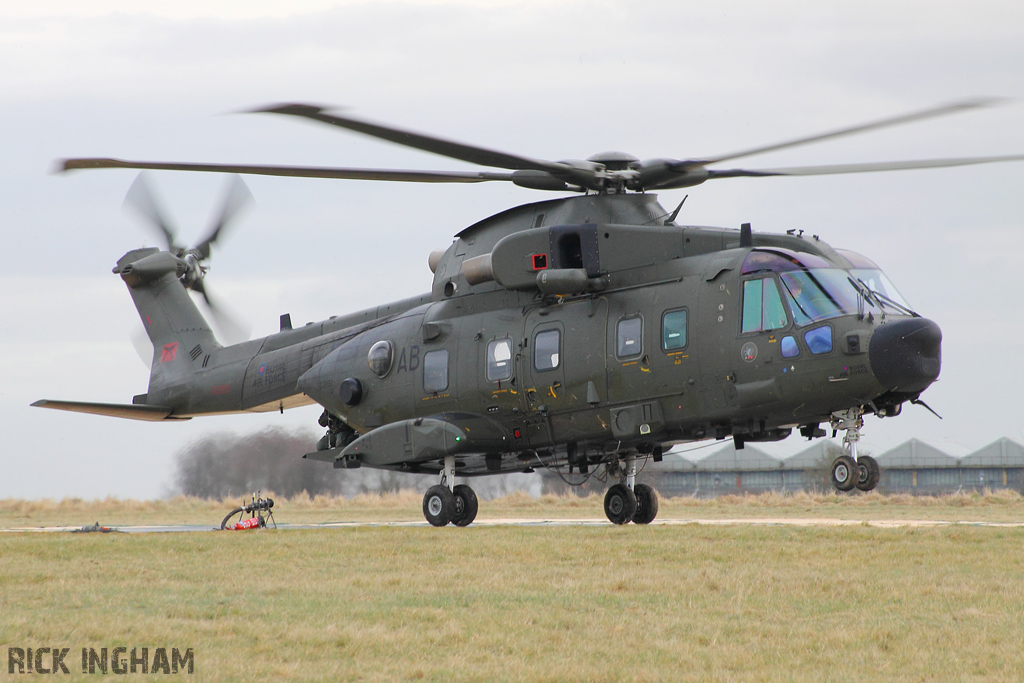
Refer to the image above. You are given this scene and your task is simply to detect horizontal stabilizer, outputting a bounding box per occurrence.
[31,399,190,421]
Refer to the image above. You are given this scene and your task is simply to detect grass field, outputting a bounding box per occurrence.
[2,493,1024,681]
[4,488,1024,528]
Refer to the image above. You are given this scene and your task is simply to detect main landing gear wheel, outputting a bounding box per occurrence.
[855,455,880,492]
[423,485,455,527]
[632,483,659,525]
[452,484,479,527]
[830,455,859,492]
[604,484,637,525]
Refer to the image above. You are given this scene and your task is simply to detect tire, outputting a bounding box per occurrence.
[855,455,881,492]
[830,455,859,492]
[632,484,659,525]
[604,484,637,525]
[452,484,479,527]
[220,508,244,530]
[423,485,455,527]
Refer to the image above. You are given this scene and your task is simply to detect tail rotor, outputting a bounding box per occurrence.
[123,172,253,344]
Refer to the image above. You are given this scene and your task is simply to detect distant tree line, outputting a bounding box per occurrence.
[172,426,538,499]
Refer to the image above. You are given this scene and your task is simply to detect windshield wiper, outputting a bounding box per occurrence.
[843,276,868,319]
[856,278,918,317]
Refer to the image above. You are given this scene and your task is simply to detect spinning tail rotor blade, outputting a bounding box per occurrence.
[130,325,154,367]
[192,278,251,344]
[123,172,179,250]
[195,175,254,260]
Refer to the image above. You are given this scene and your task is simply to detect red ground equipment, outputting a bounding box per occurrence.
[220,493,275,530]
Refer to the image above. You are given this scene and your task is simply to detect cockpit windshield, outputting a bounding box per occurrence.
[742,248,915,326]
[849,270,912,310]
[779,270,857,325]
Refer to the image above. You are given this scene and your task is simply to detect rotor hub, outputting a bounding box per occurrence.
[586,151,640,171]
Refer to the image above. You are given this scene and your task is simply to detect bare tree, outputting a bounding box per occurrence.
[174,427,342,498]
[173,426,537,499]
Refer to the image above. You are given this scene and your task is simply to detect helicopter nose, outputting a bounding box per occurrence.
[868,318,942,394]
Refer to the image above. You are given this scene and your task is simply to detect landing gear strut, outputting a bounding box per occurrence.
[829,408,879,492]
[422,455,479,527]
[316,410,357,451]
[603,455,659,525]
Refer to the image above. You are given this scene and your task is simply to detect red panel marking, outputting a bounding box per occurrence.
[146,316,152,326]
[531,253,548,271]
[211,385,230,395]
[161,342,178,362]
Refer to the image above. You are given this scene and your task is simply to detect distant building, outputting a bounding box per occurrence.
[650,437,1024,496]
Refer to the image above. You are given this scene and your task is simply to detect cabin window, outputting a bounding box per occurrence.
[781,335,800,358]
[662,309,688,351]
[486,339,513,381]
[423,349,449,393]
[741,278,788,334]
[616,317,643,358]
[367,340,394,378]
[534,329,560,371]
[804,327,833,355]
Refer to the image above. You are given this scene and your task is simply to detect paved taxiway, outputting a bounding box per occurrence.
[3,518,1024,533]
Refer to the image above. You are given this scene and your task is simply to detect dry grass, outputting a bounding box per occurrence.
[1,524,1022,681]
[2,489,1024,528]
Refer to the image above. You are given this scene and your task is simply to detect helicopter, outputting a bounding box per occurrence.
[34,99,1024,526]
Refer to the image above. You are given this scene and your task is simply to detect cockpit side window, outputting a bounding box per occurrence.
[741,278,788,334]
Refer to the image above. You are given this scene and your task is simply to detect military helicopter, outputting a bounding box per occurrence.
[35,99,1024,526]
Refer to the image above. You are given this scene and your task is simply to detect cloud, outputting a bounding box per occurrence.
[4,0,1024,498]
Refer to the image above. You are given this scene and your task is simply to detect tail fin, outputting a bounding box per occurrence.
[115,248,221,406]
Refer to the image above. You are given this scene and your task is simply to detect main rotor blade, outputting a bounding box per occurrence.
[681,98,1005,169]
[194,175,254,260]
[61,158,515,183]
[123,172,178,251]
[705,153,1024,180]
[250,103,573,176]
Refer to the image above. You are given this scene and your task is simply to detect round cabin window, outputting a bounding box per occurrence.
[367,340,394,377]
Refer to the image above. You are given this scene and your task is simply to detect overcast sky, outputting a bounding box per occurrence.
[3,0,1023,499]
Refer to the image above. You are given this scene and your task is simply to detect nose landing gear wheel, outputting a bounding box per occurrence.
[632,484,659,524]
[423,485,455,527]
[830,455,859,492]
[604,483,637,525]
[452,484,479,527]
[855,455,880,492]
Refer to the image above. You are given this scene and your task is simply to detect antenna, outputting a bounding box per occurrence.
[665,195,688,224]
[740,222,753,247]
